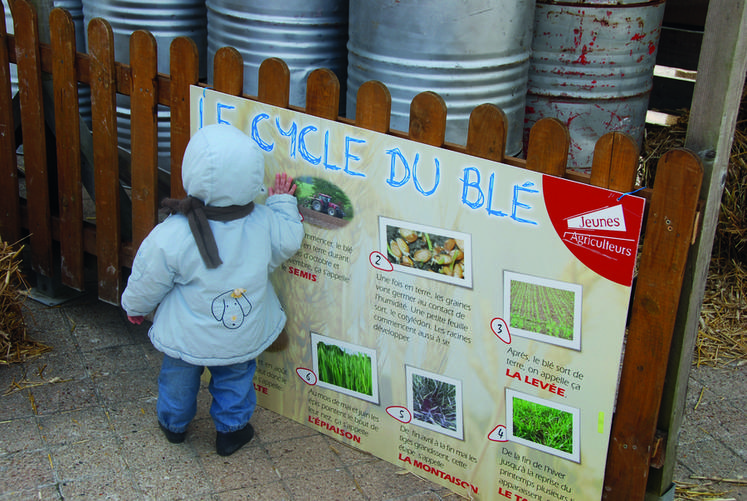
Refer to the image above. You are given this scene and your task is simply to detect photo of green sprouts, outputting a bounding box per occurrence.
[509,280,575,341]
[316,341,373,396]
[511,396,574,455]
[411,373,458,433]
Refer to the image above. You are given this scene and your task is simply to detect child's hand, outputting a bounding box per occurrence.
[127,315,145,325]
[268,173,297,196]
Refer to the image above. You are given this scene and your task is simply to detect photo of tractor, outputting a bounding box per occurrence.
[309,193,345,218]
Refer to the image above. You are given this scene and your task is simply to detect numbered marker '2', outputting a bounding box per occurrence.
[490,317,511,344]
[386,406,412,424]
[488,425,508,442]
[296,367,317,386]
[369,251,394,272]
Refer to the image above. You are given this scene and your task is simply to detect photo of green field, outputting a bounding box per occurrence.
[316,341,373,396]
[509,280,576,340]
[512,396,574,455]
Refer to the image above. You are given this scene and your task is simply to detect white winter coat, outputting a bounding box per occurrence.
[121,124,304,366]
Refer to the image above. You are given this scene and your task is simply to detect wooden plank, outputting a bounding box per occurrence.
[88,17,121,305]
[589,132,639,192]
[466,103,506,163]
[408,91,446,147]
[354,80,391,134]
[14,0,53,276]
[213,46,243,96]
[258,57,290,108]
[50,7,84,290]
[0,1,20,244]
[524,117,569,177]
[603,149,702,500]
[129,29,158,249]
[650,1,747,496]
[169,36,199,199]
[305,68,339,121]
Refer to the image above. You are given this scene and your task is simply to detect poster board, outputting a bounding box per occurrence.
[191,86,645,501]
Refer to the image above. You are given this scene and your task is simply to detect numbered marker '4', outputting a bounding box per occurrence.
[488,425,508,442]
[386,406,412,424]
[296,367,317,386]
[369,251,394,272]
[490,317,511,344]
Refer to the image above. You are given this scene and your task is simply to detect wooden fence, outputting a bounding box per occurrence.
[0,2,704,499]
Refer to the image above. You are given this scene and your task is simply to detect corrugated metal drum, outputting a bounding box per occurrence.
[206,0,348,110]
[2,0,17,97]
[525,0,666,172]
[82,0,207,170]
[347,0,534,153]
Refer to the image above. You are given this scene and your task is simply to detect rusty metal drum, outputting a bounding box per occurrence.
[82,0,208,170]
[347,0,534,154]
[525,0,666,172]
[206,0,349,110]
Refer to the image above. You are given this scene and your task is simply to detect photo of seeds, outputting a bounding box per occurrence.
[506,389,580,462]
[406,366,464,439]
[386,225,465,278]
[311,332,379,404]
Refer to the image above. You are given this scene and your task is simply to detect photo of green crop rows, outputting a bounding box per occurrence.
[316,341,374,396]
[512,397,574,454]
[509,280,575,340]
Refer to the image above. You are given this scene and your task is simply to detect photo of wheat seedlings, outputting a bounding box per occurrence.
[506,389,580,462]
[504,271,582,350]
[311,333,379,403]
[406,366,463,439]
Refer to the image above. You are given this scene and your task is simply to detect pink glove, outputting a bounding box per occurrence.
[127,315,145,325]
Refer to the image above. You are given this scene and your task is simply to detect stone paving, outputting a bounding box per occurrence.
[0,293,744,500]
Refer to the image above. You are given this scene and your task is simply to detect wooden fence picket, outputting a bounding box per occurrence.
[88,17,120,304]
[305,68,340,121]
[525,117,570,176]
[0,1,20,244]
[589,131,639,192]
[213,46,243,96]
[257,57,290,109]
[129,29,158,249]
[14,0,53,276]
[603,149,703,499]
[466,103,507,162]
[408,91,447,147]
[168,36,199,199]
[50,7,84,290]
[353,80,391,134]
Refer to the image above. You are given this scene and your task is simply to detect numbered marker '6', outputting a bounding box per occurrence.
[296,367,317,386]
[369,251,394,272]
[488,425,508,442]
[490,317,511,344]
[386,406,412,423]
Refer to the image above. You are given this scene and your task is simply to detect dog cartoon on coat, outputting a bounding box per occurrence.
[211,288,253,329]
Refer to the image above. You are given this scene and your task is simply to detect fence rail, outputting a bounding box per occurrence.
[0,2,703,499]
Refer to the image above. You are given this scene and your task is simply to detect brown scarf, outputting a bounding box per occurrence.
[161,196,254,269]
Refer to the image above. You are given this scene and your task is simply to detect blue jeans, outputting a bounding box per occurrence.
[157,355,257,433]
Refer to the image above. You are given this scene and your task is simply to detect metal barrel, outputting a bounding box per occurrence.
[206,0,349,111]
[2,0,17,98]
[525,0,666,172]
[347,0,534,153]
[82,0,208,171]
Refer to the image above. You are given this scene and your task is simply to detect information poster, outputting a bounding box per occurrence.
[191,87,645,501]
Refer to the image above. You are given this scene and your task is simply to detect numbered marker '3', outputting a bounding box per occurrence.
[490,318,511,344]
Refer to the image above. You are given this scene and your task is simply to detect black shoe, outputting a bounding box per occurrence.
[216,423,254,456]
[159,422,187,444]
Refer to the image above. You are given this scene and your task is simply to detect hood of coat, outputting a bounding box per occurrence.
[181,124,265,207]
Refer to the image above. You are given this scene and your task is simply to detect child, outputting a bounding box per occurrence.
[121,123,304,456]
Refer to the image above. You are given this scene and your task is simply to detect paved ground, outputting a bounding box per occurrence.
[0,292,745,500]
